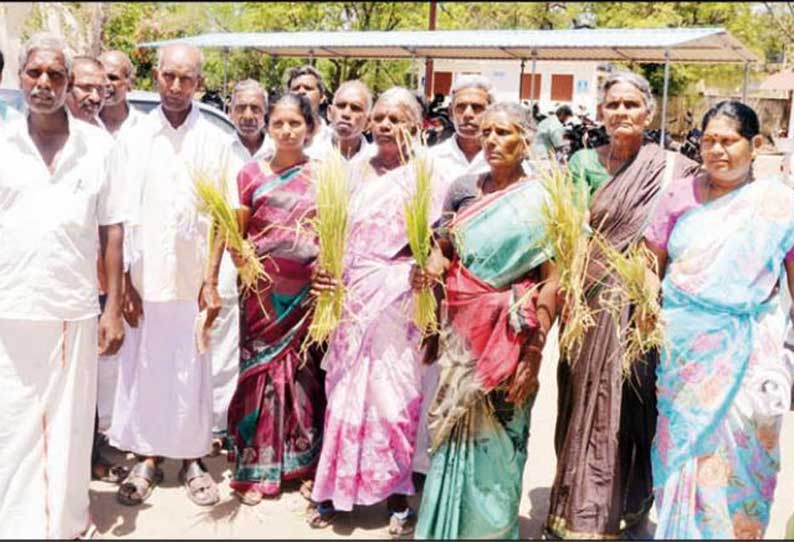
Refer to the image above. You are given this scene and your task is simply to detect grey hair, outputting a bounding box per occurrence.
[18,32,73,76]
[599,70,656,115]
[231,79,267,107]
[333,79,373,112]
[156,44,204,75]
[375,86,423,125]
[450,74,495,105]
[483,101,537,139]
[283,64,327,96]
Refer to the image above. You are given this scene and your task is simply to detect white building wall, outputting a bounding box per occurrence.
[420,58,601,117]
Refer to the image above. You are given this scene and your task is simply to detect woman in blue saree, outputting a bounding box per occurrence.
[645,101,794,539]
[412,102,559,539]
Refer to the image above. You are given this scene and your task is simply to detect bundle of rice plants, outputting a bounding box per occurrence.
[594,236,664,376]
[192,167,266,292]
[538,162,596,360]
[306,149,350,345]
[403,142,439,334]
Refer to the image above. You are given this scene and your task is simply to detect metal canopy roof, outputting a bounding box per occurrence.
[140,27,758,64]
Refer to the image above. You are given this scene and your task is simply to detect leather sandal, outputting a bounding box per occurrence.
[307,501,337,529]
[179,460,220,506]
[117,460,163,506]
[388,507,417,538]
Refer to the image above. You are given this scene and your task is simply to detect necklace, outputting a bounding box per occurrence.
[703,172,752,203]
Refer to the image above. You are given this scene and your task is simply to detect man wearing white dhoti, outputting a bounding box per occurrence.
[412,75,495,476]
[109,43,236,507]
[0,33,126,539]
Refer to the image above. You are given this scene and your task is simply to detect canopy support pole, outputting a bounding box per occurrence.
[742,62,750,102]
[529,49,538,109]
[412,53,418,91]
[222,47,229,110]
[519,58,526,101]
[788,90,794,138]
[660,49,670,147]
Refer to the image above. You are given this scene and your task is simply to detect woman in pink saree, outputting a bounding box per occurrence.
[308,87,452,536]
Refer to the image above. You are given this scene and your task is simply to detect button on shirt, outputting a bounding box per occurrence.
[0,114,126,321]
[118,104,238,303]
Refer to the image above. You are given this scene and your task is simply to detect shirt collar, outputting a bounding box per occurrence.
[233,131,270,160]
[152,101,200,135]
[442,135,484,166]
[8,108,91,176]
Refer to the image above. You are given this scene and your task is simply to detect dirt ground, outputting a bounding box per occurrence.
[89,322,794,540]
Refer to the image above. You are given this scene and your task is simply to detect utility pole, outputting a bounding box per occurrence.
[424,0,437,98]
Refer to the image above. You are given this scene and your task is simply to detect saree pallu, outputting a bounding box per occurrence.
[227,161,325,497]
[652,178,794,539]
[548,144,696,539]
[311,162,452,511]
[417,179,551,540]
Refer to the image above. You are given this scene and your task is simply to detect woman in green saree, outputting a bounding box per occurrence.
[412,102,559,539]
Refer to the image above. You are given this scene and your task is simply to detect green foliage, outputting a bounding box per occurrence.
[20,2,785,98]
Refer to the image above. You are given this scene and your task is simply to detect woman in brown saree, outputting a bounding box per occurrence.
[545,71,697,539]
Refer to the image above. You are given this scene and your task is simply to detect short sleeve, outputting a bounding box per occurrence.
[237,161,260,209]
[97,145,128,226]
[644,175,698,252]
[549,124,567,149]
[441,174,480,225]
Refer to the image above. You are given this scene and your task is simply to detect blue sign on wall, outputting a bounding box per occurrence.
[576,80,589,93]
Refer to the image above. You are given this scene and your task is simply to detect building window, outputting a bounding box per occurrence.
[551,74,574,102]
[520,73,541,101]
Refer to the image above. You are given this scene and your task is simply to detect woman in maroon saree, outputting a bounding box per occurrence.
[226,93,325,505]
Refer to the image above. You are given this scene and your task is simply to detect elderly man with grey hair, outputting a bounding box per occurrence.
[411,74,496,475]
[308,79,374,162]
[108,42,237,508]
[203,78,269,453]
[0,32,126,538]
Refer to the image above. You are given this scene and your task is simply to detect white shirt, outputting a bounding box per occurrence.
[118,103,238,303]
[0,113,126,321]
[308,133,375,164]
[103,104,146,141]
[217,132,273,300]
[429,135,489,185]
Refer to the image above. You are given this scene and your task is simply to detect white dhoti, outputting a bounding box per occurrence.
[208,298,239,436]
[109,300,212,459]
[0,318,97,539]
[97,350,121,432]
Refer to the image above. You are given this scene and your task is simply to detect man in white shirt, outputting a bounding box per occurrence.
[312,79,373,163]
[99,50,146,139]
[109,43,235,508]
[65,56,109,129]
[412,75,495,476]
[0,33,125,539]
[427,74,494,185]
[284,64,334,157]
[207,79,269,453]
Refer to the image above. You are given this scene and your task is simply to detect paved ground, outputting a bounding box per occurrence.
[90,322,794,539]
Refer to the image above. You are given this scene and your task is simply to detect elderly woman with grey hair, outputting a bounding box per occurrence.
[306,87,452,536]
[546,71,698,540]
[410,102,559,539]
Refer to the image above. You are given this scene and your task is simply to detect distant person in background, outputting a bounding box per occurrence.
[0,48,23,126]
[284,65,333,155]
[532,104,573,160]
[99,50,146,139]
